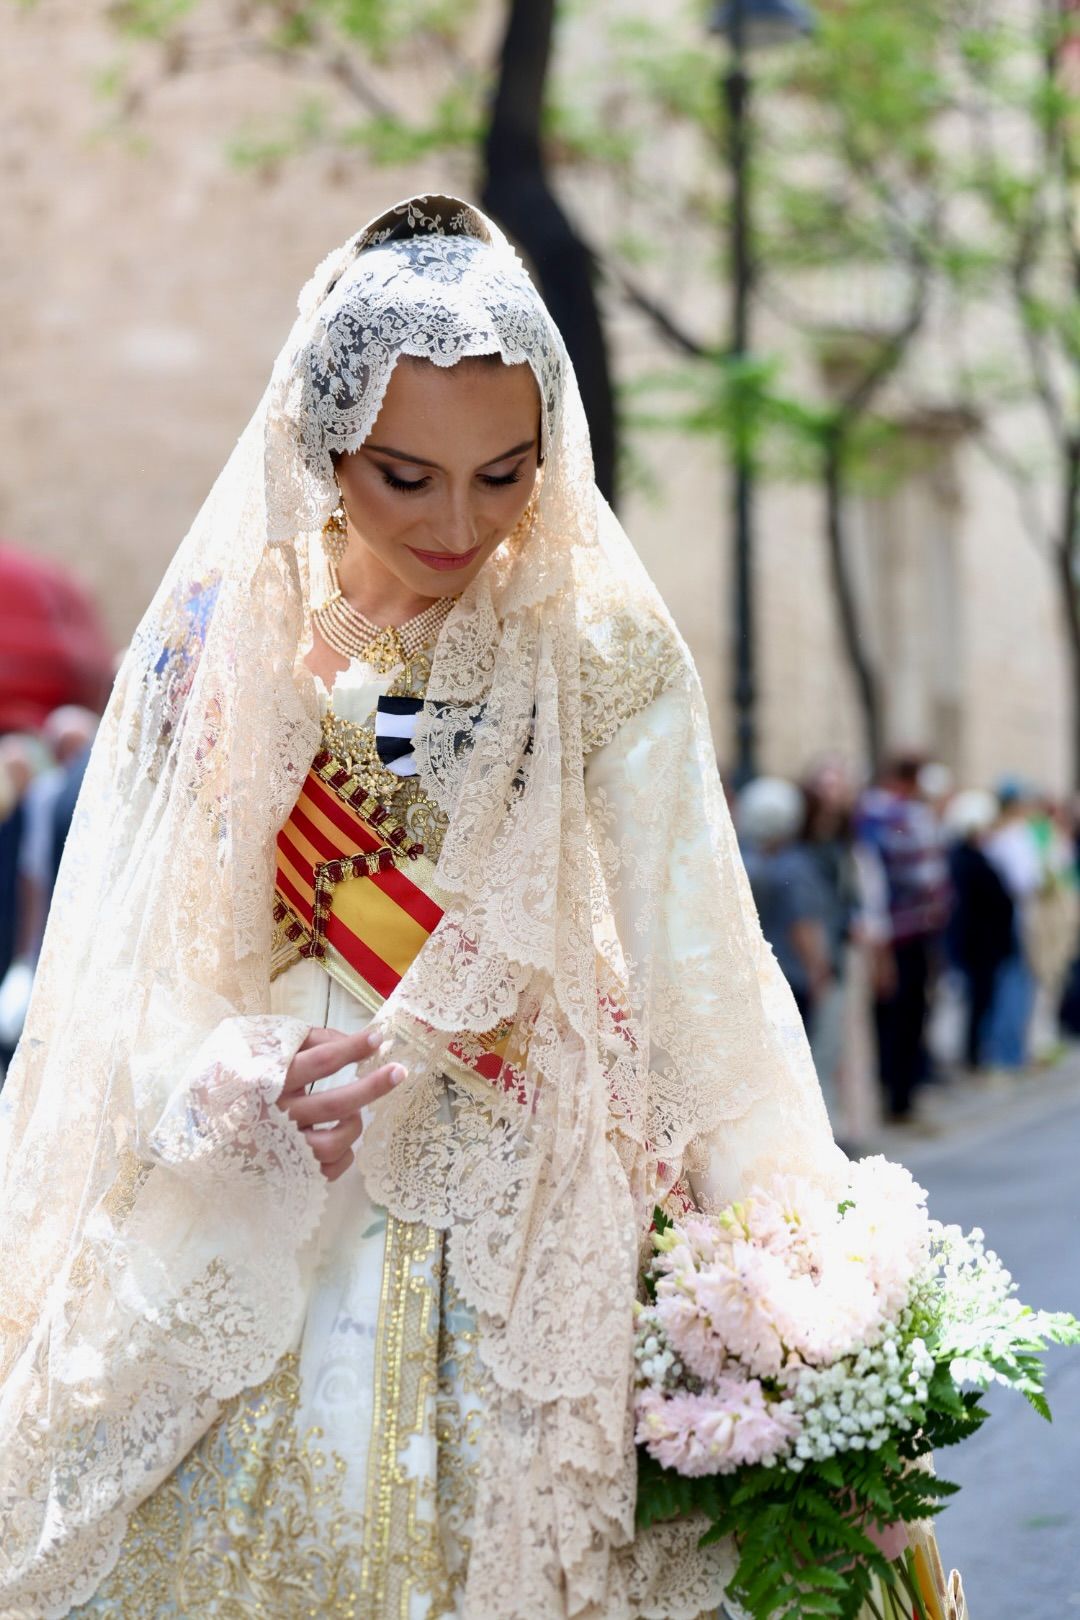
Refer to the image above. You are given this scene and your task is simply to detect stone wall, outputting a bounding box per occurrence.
[1,1,1071,791]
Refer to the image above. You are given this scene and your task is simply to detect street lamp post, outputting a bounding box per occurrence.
[710,0,814,787]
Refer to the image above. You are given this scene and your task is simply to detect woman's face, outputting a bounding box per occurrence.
[334,355,541,597]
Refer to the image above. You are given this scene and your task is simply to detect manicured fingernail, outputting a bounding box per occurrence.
[389,1064,408,1086]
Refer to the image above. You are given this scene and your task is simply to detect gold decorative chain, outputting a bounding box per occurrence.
[319,646,449,861]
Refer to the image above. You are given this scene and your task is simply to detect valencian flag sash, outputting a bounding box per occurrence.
[273,746,531,1102]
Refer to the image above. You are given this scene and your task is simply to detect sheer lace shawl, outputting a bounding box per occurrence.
[0,196,843,1620]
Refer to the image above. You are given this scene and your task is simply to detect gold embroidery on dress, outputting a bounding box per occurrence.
[66,1148,152,1292]
[435,1261,484,1583]
[360,1214,455,1618]
[71,1216,466,1619]
[73,1356,369,1619]
[578,604,683,756]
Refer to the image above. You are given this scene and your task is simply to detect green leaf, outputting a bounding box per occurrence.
[1022,1387,1053,1422]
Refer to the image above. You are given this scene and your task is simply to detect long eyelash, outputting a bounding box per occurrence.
[381,470,431,493]
[379,467,524,492]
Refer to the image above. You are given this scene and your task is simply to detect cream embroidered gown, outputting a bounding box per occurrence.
[75,640,717,1620]
[70,631,745,1620]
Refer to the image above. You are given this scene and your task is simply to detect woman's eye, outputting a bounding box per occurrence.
[380,469,430,493]
[479,469,525,488]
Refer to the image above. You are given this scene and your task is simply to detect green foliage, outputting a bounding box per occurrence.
[108,0,196,41]
[227,98,327,171]
[642,1206,674,1302]
[323,0,480,55]
[343,84,483,165]
[98,0,485,173]
[625,353,821,475]
[637,1435,948,1620]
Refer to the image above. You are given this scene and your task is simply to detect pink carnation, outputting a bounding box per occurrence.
[635,1383,801,1477]
[653,1225,793,1380]
[646,1158,930,1386]
[765,1249,882,1365]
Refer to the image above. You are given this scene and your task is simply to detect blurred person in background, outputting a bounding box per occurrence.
[0,736,41,1077]
[0,739,34,978]
[800,758,860,981]
[943,789,1016,1074]
[982,778,1041,1069]
[1058,792,1080,1037]
[917,760,955,820]
[737,777,834,1034]
[1025,794,1078,1063]
[0,710,98,1072]
[799,757,875,1148]
[16,706,99,963]
[855,753,951,1126]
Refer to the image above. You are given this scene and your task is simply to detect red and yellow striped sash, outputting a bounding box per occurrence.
[276,753,441,1000]
[274,748,530,1101]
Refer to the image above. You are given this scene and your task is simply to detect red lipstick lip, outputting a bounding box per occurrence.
[405,543,483,571]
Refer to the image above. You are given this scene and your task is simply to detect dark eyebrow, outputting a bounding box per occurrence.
[363,438,536,471]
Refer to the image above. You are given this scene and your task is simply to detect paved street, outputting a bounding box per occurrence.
[889,1063,1080,1619]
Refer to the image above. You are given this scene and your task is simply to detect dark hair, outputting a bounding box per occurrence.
[884,753,924,787]
[800,781,853,846]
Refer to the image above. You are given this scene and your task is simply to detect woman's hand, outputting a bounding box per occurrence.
[277,1025,406,1182]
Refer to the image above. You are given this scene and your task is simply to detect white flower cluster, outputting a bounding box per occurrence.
[634,1306,688,1391]
[930,1221,1051,1387]
[933,1223,1014,1319]
[782,1322,936,1470]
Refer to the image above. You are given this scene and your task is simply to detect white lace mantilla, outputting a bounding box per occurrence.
[0,195,843,1620]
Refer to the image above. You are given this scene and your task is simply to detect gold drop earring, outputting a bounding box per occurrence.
[509,487,540,546]
[321,498,349,566]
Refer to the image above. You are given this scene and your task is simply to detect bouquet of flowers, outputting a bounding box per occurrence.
[634,1157,1079,1620]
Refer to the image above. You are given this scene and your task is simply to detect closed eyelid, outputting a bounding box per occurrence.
[479,440,536,472]
[375,459,526,484]
[374,460,429,481]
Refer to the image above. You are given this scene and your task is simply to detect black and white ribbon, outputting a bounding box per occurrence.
[374,695,424,777]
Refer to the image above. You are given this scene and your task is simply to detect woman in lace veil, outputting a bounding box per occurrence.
[0,195,850,1619]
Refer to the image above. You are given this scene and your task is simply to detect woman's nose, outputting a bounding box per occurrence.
[438,497,480,554]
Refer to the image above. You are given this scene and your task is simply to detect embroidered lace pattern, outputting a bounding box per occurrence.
[0,195,841,1620]
[65,1356,368,1619]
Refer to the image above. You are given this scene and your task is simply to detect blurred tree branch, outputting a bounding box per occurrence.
[944,0,1080,780]
[481,0,617,498]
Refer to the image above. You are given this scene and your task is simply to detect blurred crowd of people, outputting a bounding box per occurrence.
[0,707,99,1076]
[735,754,1080,1148]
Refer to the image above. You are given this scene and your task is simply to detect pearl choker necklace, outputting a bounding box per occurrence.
[313,571,454,674]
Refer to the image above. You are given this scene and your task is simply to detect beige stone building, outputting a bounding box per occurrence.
[1,1,1071,792]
